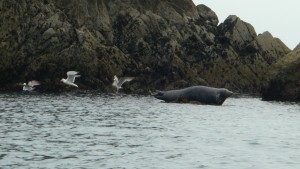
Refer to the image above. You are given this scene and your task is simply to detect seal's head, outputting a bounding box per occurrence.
[216,88,234,105]
[222,88,234,97]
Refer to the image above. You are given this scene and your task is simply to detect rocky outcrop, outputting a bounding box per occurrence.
[196,4,218,26]
[0,0,291,93]
[294,43,300,51]
[261,49,300,101]
[218,15,257,51]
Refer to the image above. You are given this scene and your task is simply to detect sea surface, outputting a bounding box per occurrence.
[0,92,299,169]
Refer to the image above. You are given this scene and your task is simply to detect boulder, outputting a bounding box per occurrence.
[196,4,219,26]
[262,48,300,101]
[218,15,257,51]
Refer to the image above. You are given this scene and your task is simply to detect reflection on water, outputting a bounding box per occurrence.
[0,92,300,169]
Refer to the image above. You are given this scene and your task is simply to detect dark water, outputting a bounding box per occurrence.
[0,92,299,169]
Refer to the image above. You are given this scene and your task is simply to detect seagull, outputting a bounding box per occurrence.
[23,80,40,92]
[112,75,134,93]
[61,71,80,87]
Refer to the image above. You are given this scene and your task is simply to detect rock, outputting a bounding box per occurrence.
[261,48,300,101]
[0,0,293,95]
[218,15,257,51]
[43,28,56,40]
[196,4,219,26]
[293,43,300,51]
[254,31,291,63]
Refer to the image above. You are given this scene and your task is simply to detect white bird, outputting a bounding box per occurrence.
[61,71,80,87]
[23,80,40,91]
[112,75,134,93]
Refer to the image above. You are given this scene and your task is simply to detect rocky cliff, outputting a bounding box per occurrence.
[0,0,291,93]
[261,48,300,101]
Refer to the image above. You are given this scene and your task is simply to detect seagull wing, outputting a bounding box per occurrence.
[67,71,78,76]
[66,71,80,83]
[118,77,134,87]
[112,79,118,88]
[28,80,40,87]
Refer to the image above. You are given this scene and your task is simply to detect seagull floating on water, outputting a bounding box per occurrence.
[112,75,134,93]
[61,71,80,87]
[23,80,40,92]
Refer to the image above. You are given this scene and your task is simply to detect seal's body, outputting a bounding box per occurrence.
[153,86,233,105]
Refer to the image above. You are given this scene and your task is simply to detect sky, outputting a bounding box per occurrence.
[192,0,300,50]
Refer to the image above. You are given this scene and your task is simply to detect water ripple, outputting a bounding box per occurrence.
[0,93,300,168]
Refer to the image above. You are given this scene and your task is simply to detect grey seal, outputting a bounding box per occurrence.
[153,86,233,105]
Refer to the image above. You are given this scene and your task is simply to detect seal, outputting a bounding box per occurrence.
[153,86,233,105]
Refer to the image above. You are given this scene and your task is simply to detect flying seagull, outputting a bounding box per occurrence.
[112,75,134,93]
[61,71,80,87]
[23,80,40,92]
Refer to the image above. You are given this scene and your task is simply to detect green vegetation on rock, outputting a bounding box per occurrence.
[262,49,300,101]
